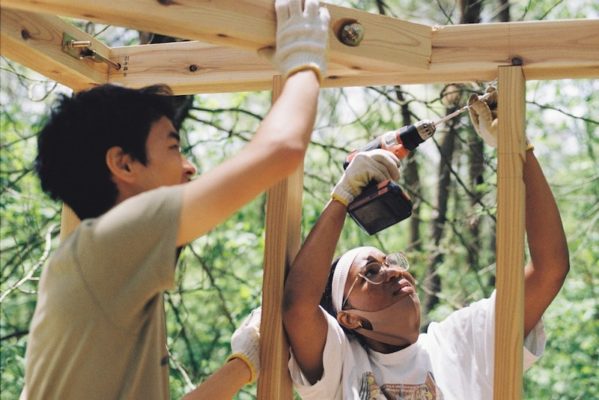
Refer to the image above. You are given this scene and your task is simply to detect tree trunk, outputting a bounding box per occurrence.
[460,0,482,24]
[375,0,421,252]
[423,113,458,313]
[423,0,484,314]
[497,0,511,23]
[484,0,510,289]
[394,87,422,251]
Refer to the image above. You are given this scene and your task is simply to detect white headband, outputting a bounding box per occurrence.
[332,247,372,313]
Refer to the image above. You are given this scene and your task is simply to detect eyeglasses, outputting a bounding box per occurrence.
[341,252,410,310]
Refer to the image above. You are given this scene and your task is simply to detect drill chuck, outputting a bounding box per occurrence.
[344,119,437,169]
[397,120,436,151]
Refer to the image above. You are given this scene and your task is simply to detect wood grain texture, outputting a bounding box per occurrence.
[0,8,109,91]
[432,19,599,79]
[108,19,598,94]
[257,76,304,399]
[1,0,432,72]
[3,3,596,94]
[494,66,526,400]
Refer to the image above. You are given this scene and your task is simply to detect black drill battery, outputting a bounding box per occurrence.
[347,180,413,235]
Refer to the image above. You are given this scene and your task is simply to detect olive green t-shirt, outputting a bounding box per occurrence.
[22,186,183,400]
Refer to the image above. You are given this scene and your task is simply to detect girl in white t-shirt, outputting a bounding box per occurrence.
[282,92,569,399]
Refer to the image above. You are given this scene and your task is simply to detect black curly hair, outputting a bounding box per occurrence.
[35,84,176,220]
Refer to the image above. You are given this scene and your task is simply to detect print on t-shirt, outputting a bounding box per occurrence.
[358,371,444,400]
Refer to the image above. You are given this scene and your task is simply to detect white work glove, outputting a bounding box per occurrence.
[273,0,330,82]
[227,307,261,384]
[468,86,498,148]
[468,86,533,151]
[332,149,401,207]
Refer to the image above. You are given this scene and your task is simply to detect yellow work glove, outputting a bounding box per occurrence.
[273,0,330,82]
[331,149,401,207]
[227,307,261,384]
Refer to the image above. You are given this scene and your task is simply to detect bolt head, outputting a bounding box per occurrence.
[340,22,364,47]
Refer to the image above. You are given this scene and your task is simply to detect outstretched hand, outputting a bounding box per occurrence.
[468,86,498,148]
[227,307,261,384]
[332,149,401,207]
[269,0,330,82]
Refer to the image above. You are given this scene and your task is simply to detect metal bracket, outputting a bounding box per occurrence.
[61,33,121,70]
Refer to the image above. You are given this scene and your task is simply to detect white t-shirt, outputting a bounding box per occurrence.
[289,292,545,400]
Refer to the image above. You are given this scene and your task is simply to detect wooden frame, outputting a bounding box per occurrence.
[1,9,109,91]
[258,76,303,397]
[1,1,597,399]
[2,8,597,94]
[495,66,526,399]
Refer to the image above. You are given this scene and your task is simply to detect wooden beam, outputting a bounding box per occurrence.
[109,41,274,94]
[108,19,599,94]
[432,19,599,81]
[0,8,109,91]
[258,76,304,399]
[1,0,432,73]
[494,66,526,400]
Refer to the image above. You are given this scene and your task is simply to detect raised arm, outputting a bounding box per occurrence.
[177,0,330,246]
[177,71,320,246]
[522,151,569,335]
[469,89,569,336]
[283,150,400,383]
[284,199,346,383]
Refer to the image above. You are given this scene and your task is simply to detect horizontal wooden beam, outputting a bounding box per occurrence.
[3,5,596,94]
[0,8,108,91]
[1,0,432,73]
[432,19,599,81]
[109,19,599,94]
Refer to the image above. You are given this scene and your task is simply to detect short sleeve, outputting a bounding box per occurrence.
[523,318,546,370]
[72,185,183,327]
[288,307,345,399]
[428,291,546,387]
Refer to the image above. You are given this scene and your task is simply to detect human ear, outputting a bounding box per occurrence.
[337,311,363,330]
[106,146,135,183]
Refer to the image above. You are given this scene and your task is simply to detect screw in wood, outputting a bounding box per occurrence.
[339,22,364,47]
[21,29,31,40]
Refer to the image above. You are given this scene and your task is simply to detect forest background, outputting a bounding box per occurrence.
[1,0,597,399]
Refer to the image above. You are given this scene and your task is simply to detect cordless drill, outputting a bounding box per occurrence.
[344,120,436,235]
[344,90,493,235]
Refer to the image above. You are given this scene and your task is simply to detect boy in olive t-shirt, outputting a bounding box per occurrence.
[25,187,181,399]
[23,2,330,397]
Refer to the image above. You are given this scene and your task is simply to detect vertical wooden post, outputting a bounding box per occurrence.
[59,204,80,242]
[257,76,304,399]
[494,66,526,400]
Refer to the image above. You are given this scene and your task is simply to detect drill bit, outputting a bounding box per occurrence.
[433,91,494,127]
